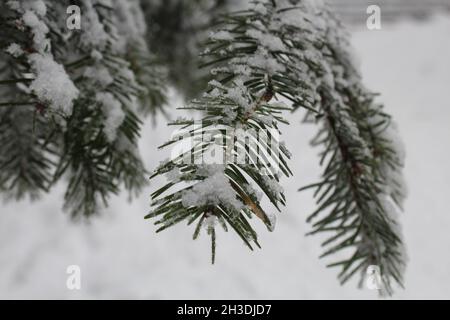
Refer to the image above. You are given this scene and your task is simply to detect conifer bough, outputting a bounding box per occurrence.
[0,0,167,216]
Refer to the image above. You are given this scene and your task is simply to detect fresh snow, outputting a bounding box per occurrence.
[0,16,450,299]
[210,31,234,41]
[5,43,24,57]
[181,165,243,211]
[22,10,50,53]
[7,1,79,116]
[80,0,109,50]
[84,66,114,88]
[28,54,79,115]
[95,92,125,142]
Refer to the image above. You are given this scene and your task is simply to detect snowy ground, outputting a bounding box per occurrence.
[1,16,450,300]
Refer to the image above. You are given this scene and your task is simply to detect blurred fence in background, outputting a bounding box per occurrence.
[328,0,450,25]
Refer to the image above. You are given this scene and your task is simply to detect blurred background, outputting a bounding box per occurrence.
[331,0,450,24]
[1,0,450,299]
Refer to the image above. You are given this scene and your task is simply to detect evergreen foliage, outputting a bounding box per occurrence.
[0,0,166,217]
[0,0,407,294]
[148,0,407,294]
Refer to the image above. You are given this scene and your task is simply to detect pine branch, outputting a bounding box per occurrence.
[297,8,407,295]
[140,0,235,99]
[148,0,327,263]
[0,3,59,200]
[112,0,168,117]
[127,43,168,118]
[51,1,149,217]
[0,0,166,217]
[0,105,57,200]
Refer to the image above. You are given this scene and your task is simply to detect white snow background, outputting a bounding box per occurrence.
[1,15,449,299]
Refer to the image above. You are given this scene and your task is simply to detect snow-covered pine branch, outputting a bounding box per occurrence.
[140,0,236,99]
[0,0,77,200]
[297,7,407,295]
[113,0,168,116]
[54,0,149,217]
[0,0,167,216]
[148,0,326,263]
